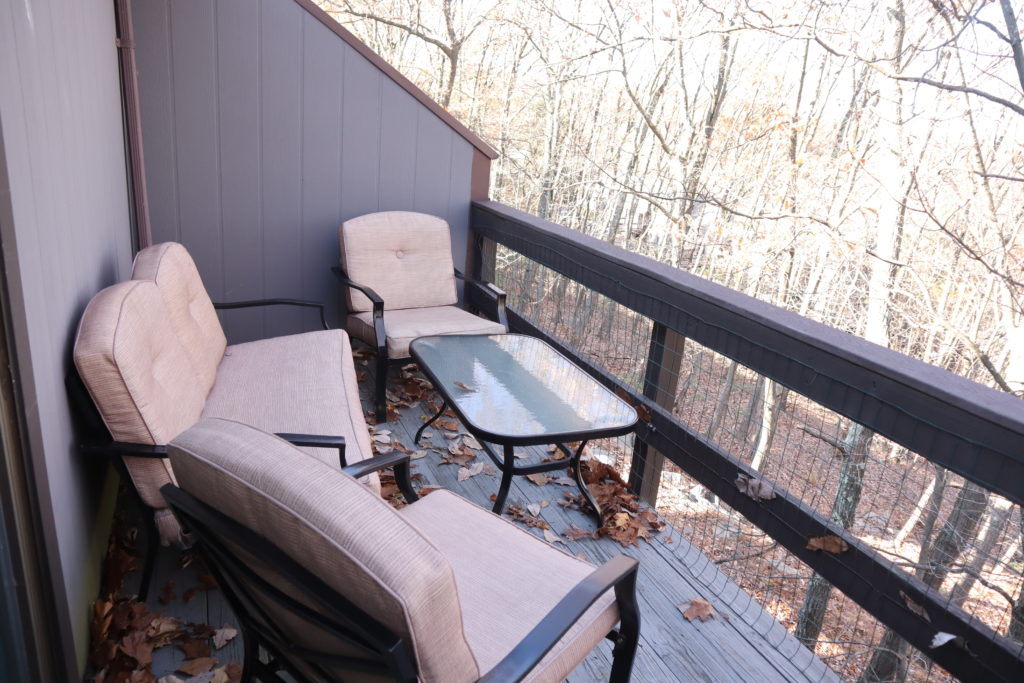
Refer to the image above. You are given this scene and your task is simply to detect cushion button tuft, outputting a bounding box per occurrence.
[396,250,405,259]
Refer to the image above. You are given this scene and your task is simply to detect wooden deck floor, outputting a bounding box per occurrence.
[135,353,841,682]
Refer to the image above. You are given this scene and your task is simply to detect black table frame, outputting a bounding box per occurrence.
[410,335,638,516]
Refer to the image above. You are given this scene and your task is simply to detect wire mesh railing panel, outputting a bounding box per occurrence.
[495,245,652,391]
[491,244,1024,682]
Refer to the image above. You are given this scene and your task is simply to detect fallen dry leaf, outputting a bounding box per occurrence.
[178,637,212,659]
[457,462,485,481]
[177,657,218,676]
[224,662,244,683]
[213,625,239,650]
[552,476,576,486]
[806,535,849,554]
[157,580,176,605]
[453,381,477,391]
[543,529,565,544]
[564,525,597,541]
[679,597,716,622]
[437,418,460,432]
[526,473,551,486]
[147,615,181,637]
[183,587,199,603]
[197,572,218,591]
[735,473,776,501]
[575,552,590,562]
[463,435,482,450]
[506,505,549,529]
[119,631,154,667]
[410,450,428,460]
[527,503,542,516]
[900,590,931,623]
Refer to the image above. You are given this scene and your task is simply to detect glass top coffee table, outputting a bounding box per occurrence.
[409,334,638,515]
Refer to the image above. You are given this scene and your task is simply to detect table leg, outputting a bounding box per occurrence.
[569,441,602,518]
[492,444,516,514]
[414,400,448,444]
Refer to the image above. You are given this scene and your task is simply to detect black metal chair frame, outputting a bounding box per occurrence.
[160,451,640,682]
[332,266,509,423]
[67,298,418,600]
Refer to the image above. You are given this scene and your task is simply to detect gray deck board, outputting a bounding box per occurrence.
[136,347,840,682]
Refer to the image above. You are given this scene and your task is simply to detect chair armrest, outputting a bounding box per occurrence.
[343,452,420,504]
[478,554,640,683]
[275,433,346,467]
[80,441,169,459]
[332,267,386,351]
[342,451,409,478]
[455,270,508,331]
[213,299,328,330]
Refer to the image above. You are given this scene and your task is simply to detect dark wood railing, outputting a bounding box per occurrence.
[467,199,1024,683]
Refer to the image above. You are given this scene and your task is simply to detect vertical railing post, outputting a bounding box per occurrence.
[629,323,685,506]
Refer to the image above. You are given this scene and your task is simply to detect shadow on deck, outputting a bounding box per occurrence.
[135,343,840,682]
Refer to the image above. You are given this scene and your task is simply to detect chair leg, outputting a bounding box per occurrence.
[394,460,419,503]
[375,349,388,423]
[609,568,640,682]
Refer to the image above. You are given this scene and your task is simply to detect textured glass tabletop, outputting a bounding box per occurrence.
[409,334,638,444]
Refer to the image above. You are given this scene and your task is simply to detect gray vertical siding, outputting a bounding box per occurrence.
[133,0,477,343]
[0,0,134,677]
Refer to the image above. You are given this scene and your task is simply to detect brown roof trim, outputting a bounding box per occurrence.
[294,0,498,160]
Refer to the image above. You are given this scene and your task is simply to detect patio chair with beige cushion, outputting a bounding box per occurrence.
[336,211,508,422]
[162,417,640,682]
[72,243,411,598]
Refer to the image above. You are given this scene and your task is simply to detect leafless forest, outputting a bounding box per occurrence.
[324,1,1022,680]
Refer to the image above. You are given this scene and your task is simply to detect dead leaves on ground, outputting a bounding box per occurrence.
[563,525,597,541]
[507,459,662,548]
[90,510,243,681]
[679,597,717,623]
[580,459,664,547]
[507,504,549,529]
[91,591,242,683]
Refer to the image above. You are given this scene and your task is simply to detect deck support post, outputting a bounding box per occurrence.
[628,323,685,505]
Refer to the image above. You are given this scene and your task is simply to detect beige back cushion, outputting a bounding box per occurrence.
[132,242,226,395]
[74,281,206,511]
[169,418,480,682]
[339,212,458,312]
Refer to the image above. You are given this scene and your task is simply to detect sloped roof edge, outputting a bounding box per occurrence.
[295,0,498,160]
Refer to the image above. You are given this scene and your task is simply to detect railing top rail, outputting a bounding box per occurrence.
[471,200,1024,506]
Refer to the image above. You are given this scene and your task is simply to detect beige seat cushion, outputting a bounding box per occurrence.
[131,242,226,396]
[201,330,380,494]
[340,212,457,312]
[349,306,507,359]
[168,418,480,682]
[401,490,619,682]
[73,280,206,543]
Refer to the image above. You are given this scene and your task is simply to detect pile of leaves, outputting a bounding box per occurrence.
[90,593,240,682]
[576,459,664,547]
[90,505,241,682]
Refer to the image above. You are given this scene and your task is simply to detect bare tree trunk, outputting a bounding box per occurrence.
[950,497,1013,606]
[796,423,873,646]
[919,481,990,591]
[894,474,936,548]
[1009,515,1024,642]
[707,360,738,441]
[749,381,788,470]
